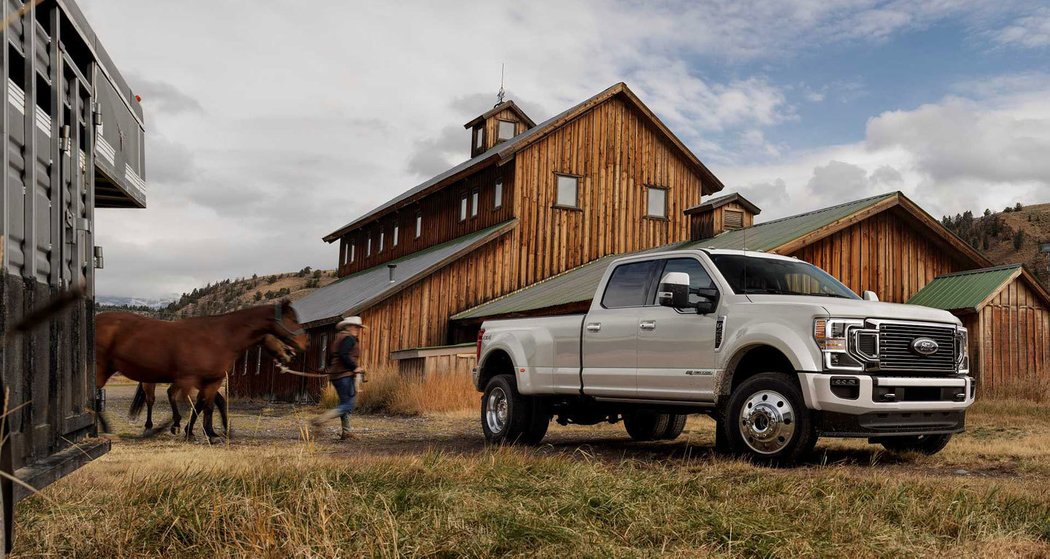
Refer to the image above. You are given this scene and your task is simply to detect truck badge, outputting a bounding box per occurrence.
[910,337,939,356]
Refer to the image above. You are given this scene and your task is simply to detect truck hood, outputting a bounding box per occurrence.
[745,295,961,326]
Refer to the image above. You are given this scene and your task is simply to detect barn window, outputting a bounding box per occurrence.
[498,120,516,141]
[460,194,468,221]
[474,126,484,151]
[494,180,503,209]
[379,230,385,252]
[647,186,667,218]
[350,243,356,263]
[367,236,373,257]
[724,209,744,230]
[471,191,479,217]
[393,223,399,247]
[555,174,579,208]
[415,213,422,238]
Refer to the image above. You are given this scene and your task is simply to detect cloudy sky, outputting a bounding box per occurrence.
[80,1,1050,299]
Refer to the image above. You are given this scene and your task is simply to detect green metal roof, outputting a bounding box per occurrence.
[906,265,1022,312]
[677,192,895,252]
[453,193,898,321]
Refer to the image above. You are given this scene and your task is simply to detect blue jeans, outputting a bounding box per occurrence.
[331,375,357,423]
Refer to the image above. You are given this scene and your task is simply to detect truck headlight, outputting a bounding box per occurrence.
[956,327,969,374]
[814,318,865,371]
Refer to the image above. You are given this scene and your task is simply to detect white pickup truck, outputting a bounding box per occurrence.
[473,249,975,464]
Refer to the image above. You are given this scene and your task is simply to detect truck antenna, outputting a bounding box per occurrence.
[496,63,506,106]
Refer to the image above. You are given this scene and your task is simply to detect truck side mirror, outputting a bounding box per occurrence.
[863,290,879,302]
[657,272,690,309]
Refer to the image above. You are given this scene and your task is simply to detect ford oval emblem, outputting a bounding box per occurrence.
[911,337,939,356]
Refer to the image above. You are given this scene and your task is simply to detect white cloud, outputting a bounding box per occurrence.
[993,7,1050,48]
[719,82,1050,222]
[76,1,1045,297]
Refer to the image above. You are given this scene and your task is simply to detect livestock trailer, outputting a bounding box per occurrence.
[0,0,145,552]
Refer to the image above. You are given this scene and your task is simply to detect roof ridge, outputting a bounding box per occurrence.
[740,191,897,231]
[932,263,1022,279]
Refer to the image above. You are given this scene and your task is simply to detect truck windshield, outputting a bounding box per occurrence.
[709,254,860,299]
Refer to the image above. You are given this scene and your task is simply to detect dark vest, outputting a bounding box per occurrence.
[326,331,360,380]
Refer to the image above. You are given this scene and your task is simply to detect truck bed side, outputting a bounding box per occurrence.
[479,315,586,395]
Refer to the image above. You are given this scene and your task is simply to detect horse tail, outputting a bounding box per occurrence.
[129,383,147,420]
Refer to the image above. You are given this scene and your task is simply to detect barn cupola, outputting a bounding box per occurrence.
[464,100,536,157]
[684,192,761,241]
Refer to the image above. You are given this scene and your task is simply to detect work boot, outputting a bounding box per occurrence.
[339,415,354,440]
[311,408,341,427]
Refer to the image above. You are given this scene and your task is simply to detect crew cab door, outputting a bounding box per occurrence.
[636,257,719,401]
[581,260,661,398]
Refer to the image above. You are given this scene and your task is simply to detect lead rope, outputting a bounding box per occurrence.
[276,362,331,379]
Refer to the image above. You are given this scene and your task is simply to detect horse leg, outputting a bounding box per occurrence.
[167,384,182,435]
[199,383,223,445]
[214,391,229,436]
[185,394,204,441]
[143,383,157,435]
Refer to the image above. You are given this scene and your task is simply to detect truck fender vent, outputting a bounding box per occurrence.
[715,316,726,349]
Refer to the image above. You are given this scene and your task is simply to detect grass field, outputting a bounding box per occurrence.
[11,383,1050,558]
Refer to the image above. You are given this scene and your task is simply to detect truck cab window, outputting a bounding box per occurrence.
[601,260,659,308]
[654,258,715,306]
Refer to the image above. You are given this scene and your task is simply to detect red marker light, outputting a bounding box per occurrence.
[135,95,142,102]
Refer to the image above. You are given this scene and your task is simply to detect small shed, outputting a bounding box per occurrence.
[908,265,1050,392]
[684,192,761,240]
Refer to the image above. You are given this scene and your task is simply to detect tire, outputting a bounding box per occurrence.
[725,373,816,465]
[659,414,688,440]
[481,375,549,445]
[877,434,952,456]
[623,411,671,441]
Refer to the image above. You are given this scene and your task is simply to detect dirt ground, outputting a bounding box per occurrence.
[95,383,1049,479]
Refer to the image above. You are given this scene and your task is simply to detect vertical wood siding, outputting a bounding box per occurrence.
[973,279,1050,391]
[338,164,515,276]
[789,209,969,303]
[512,96,704,286]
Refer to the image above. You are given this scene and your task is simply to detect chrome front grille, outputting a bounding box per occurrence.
[876,322,957,373]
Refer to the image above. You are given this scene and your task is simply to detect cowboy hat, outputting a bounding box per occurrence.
[337,316,367,329]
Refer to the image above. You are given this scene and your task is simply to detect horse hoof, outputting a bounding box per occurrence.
[208,436,224,445]
[143,428,154,437]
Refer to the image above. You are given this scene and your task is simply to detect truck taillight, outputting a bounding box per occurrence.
[476,328,485,360]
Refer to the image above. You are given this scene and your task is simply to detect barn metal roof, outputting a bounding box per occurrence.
[323,83,724,242]
[907,265,1022,312]
[451,193,900,321]
[295,220,517,326]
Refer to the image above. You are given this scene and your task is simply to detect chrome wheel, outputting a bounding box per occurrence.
[739,389,796,455]
[485,387,509,435]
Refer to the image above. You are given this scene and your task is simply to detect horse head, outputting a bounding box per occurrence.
[262,334,297,365]
[271,300,309,353]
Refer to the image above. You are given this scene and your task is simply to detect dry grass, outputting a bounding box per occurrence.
[980,376,1050,403]
[14,442,1050,558]
[12,385,1050,557]
[319,366,480,416]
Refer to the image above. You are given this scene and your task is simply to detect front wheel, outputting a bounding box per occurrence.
[725,373,816,465]
[876,434,952,456]
[481,375,549,445]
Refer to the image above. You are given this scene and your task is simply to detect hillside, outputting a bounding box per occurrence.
[98,267,338,319]
[941,202,1050,290]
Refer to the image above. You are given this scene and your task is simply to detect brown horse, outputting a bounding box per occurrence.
[128,334,297,435]
[96,302,308,443]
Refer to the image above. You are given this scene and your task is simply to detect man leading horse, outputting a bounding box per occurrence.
[312,316,367,440]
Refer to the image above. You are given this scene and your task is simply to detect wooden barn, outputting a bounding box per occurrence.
[908,265,1050,392]
[261,81,727,395]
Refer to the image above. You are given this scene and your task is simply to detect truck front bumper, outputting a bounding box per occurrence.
[797,372,974,437]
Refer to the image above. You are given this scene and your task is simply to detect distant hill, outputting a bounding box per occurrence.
[96,295,176,309]
[941,202,1050,290]
[98,267,338,319]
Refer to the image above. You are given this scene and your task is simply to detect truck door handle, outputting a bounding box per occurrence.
[586,322,602,332]
[640,320,656,331]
